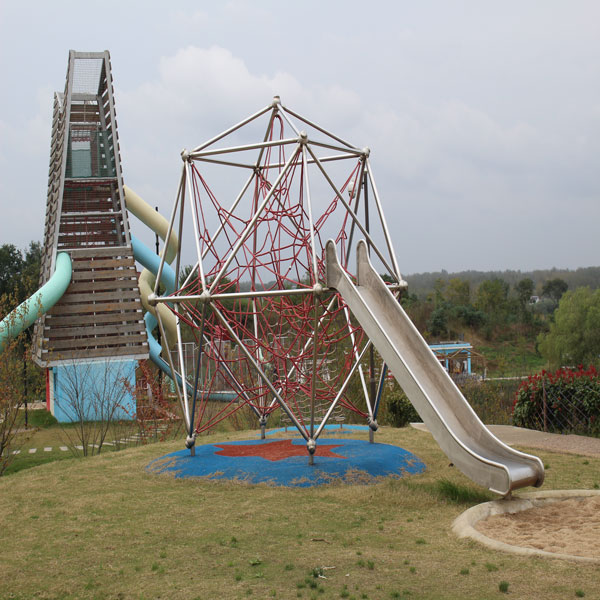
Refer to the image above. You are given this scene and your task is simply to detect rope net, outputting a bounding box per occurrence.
[170,113,374,436]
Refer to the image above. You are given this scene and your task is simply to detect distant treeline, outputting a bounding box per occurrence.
[403,266,600,299]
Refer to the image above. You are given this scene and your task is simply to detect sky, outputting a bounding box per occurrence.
[0,1,598,275]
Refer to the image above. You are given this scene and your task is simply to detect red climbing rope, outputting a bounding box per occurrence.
[170,116,369,435]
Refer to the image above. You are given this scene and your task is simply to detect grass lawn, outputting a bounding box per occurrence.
[1,426,599,600]
[4,409,185,476]
[476,338,545,378]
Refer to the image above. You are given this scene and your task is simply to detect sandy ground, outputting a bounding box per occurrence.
[412,423,600,557]
[475,496,600,558]
[480,426,600,557]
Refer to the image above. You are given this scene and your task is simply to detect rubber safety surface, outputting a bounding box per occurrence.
[147,438,425,487]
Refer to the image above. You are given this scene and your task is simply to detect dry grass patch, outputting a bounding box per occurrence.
[1,427,599,599]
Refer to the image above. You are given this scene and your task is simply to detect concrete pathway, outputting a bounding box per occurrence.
[411,422,600,457]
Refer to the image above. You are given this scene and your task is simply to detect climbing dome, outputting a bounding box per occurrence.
[154,97,404,456]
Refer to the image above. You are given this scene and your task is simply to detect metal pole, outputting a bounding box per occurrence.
[279,104,361,151]
[543,378,548,432]
[364,171,377,444]
[155,206,163,392]
[365,159,403,283]
[185,160,208,293]
[313,341,372,439]
[344,159,367,267]
[305,144,396,277]
[301,144,319,281]
[373,363,388,421]
[23,350,28,429]
[308,295,319,465]
[247,152,362,170]
[152,287,315,305]
[211,305,309,440]
[208,144,302,294]
[155,310,188,431]
[191,102,274,153]
[153,168,184,297]
[191,137,299,159]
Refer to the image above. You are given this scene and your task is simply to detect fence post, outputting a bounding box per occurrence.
[542,378,548,432]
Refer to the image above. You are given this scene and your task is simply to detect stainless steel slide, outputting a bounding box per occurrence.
[326,240,544,496]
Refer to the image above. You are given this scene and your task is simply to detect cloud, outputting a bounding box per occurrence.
[5,39,595,271]
[169,8,209,29]
[116,45,368,211]
[113,43,600,272]
[0,83,54,246]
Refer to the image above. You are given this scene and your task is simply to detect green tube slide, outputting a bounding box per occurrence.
[0,252,72,352]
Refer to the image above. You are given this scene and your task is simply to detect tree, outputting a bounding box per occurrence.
[0,241,42,306]
[428,306,448,337]
[475,278,509,315]
[0,299,33,475]
[20,242,42,301]
[515,278,535,324]
[537,287,600,368]
[0,245,24,300]
[542,278,568,306]
[431,278,446,305]
[446,278,470,306]
[452,304,486,328]
[515,278,534,306]
[0,336,25,475]
[54,358,137,456]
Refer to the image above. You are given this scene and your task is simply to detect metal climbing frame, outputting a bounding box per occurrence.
[151,97,405,459]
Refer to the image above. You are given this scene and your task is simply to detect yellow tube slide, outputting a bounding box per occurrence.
[124,185,179,350]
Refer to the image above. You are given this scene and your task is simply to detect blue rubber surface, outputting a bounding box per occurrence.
[147,438,425,487]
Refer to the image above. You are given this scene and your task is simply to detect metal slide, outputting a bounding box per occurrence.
[326,240,544,496]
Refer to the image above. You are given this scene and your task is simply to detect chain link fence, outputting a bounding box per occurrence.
[513,369,600,435]
[457,377,521,425]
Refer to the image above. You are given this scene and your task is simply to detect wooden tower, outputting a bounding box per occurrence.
[33,51,148,367]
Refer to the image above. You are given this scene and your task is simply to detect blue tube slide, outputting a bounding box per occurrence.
[130,235,175,295]
[130,235,191,390]
[0,252,72,352]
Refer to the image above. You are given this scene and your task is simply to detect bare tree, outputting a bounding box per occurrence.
[125,360,183,444]
[54,357,137,456]
[0,301,30,475]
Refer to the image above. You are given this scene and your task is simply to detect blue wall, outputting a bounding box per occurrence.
[53,359,137,423]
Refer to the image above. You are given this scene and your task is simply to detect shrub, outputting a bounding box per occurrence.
[428,306,448,337]
[512,366,600,434]
[459,379,516,425]
[387,389,420,427]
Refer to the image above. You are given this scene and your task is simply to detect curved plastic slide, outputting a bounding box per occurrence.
[124,185,178,263]
[0,252,72,352]
[130,234,178,373]
[124,185,187,390]
[326,240,545,496]
[124,185,179,352]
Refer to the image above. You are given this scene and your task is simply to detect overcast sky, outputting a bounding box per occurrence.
[0,1,598,274]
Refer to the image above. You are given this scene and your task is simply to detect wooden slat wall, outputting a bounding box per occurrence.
[33,93,66,353]
[37,248,148,364]
[33,53,147,367]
